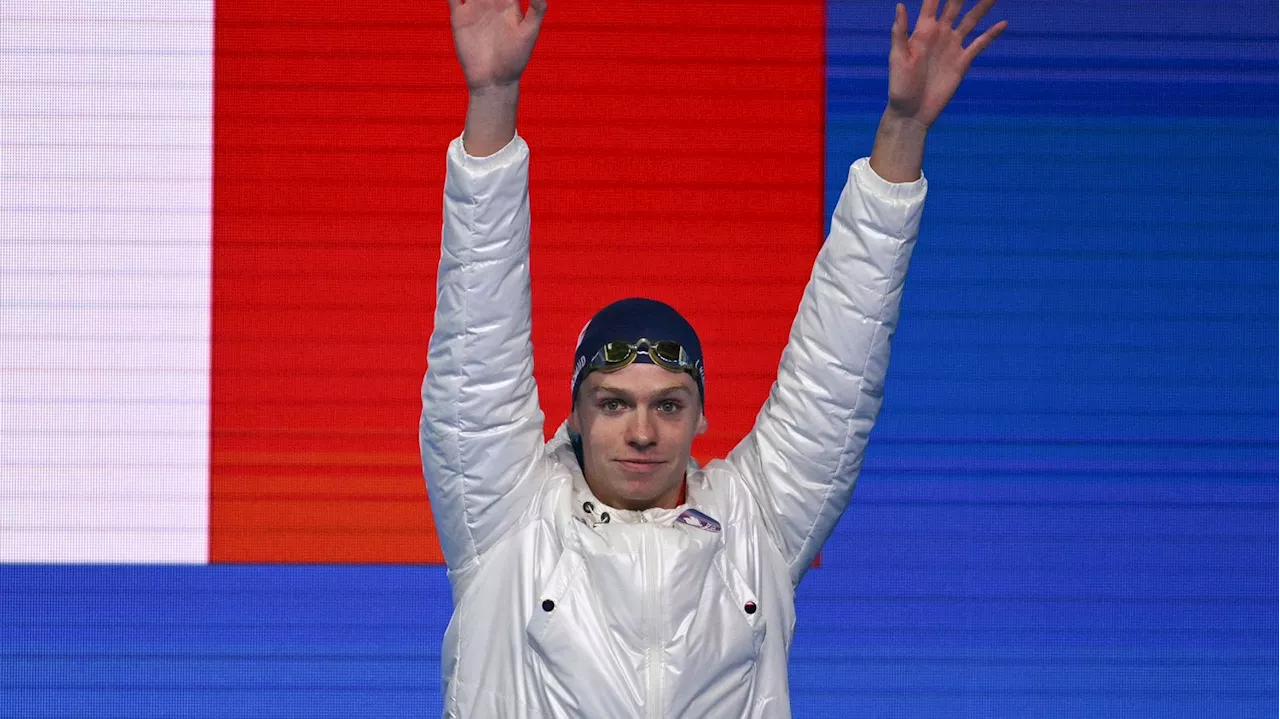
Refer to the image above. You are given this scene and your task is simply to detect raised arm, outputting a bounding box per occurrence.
[452,0,546,156]
[421,0,549,572]
[726,0,1005,585]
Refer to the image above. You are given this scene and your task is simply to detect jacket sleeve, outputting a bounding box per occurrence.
[725,157,926,586]
[420,134,547,572]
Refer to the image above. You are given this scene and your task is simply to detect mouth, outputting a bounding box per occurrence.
[614,459,666,473]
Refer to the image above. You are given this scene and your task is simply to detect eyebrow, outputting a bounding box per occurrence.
[592,384,694,400]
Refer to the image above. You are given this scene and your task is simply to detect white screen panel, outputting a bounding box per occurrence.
[0,1,213,562]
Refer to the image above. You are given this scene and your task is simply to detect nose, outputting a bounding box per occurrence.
[626,408,656,450]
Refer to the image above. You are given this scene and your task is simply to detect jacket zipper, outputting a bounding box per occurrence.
[642,517,663,719]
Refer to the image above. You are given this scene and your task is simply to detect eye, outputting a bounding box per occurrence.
[657,400,682,414]
[599,398,626,413]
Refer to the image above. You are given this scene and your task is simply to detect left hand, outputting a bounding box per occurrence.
[887,0,1007,129]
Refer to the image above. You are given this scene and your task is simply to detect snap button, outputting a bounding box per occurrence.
[744,601,757,615]
[600,512,610,523]
[541,599,555,612]
[582,501,594,513]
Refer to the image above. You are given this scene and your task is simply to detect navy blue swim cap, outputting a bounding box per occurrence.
[571,297,705,405]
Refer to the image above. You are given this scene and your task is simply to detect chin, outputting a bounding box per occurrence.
[617,484,659,504]
[615,478,677,507]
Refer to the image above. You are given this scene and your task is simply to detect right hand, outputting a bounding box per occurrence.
[886,0,1005,130]
[449,0,548,92]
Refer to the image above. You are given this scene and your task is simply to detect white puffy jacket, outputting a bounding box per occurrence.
[421,134,925,718]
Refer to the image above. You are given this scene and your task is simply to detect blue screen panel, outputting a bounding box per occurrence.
[2,567,450,718]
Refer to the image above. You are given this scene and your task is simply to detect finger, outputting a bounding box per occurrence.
[956,0,996,37]
[940,0,965,25]
[446,0,460,13]
[890,3,908,57]
[523,0,547,31]
[963,19,1007,61]
[920,0,940,23]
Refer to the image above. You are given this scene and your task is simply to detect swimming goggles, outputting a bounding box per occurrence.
[588,338,696,375]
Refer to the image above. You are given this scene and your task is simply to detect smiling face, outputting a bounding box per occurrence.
[568,362,708,511]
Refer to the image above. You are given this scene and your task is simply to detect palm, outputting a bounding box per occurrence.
[888,0,1006,128]
[450,0,546,90]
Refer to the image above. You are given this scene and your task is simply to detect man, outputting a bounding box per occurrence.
[421,0,1006,716]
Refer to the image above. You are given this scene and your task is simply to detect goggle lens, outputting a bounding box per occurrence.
[651,340,685,367]
[600,342,636,365]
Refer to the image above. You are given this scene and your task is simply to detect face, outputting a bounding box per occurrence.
[569,363,708,511]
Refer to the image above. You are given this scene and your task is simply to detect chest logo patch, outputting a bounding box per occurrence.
[676,508,722,533]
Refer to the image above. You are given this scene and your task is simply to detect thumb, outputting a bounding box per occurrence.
[890,3,908,59]
[523,0,548,32]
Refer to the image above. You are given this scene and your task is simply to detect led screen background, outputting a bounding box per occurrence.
[2,0,1276,716]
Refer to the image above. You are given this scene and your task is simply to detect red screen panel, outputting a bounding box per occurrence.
[211,0,825,563]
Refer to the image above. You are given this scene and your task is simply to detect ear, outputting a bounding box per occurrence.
[568,405,581,434]
[696,412,708,436]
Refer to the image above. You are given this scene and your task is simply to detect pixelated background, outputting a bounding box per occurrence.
[2,0,1275,715]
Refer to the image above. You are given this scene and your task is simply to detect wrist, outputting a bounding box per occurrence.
[877,107,931,142]
[468,81,520,100]
[463,83,520,158]
[869,106,928,184]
